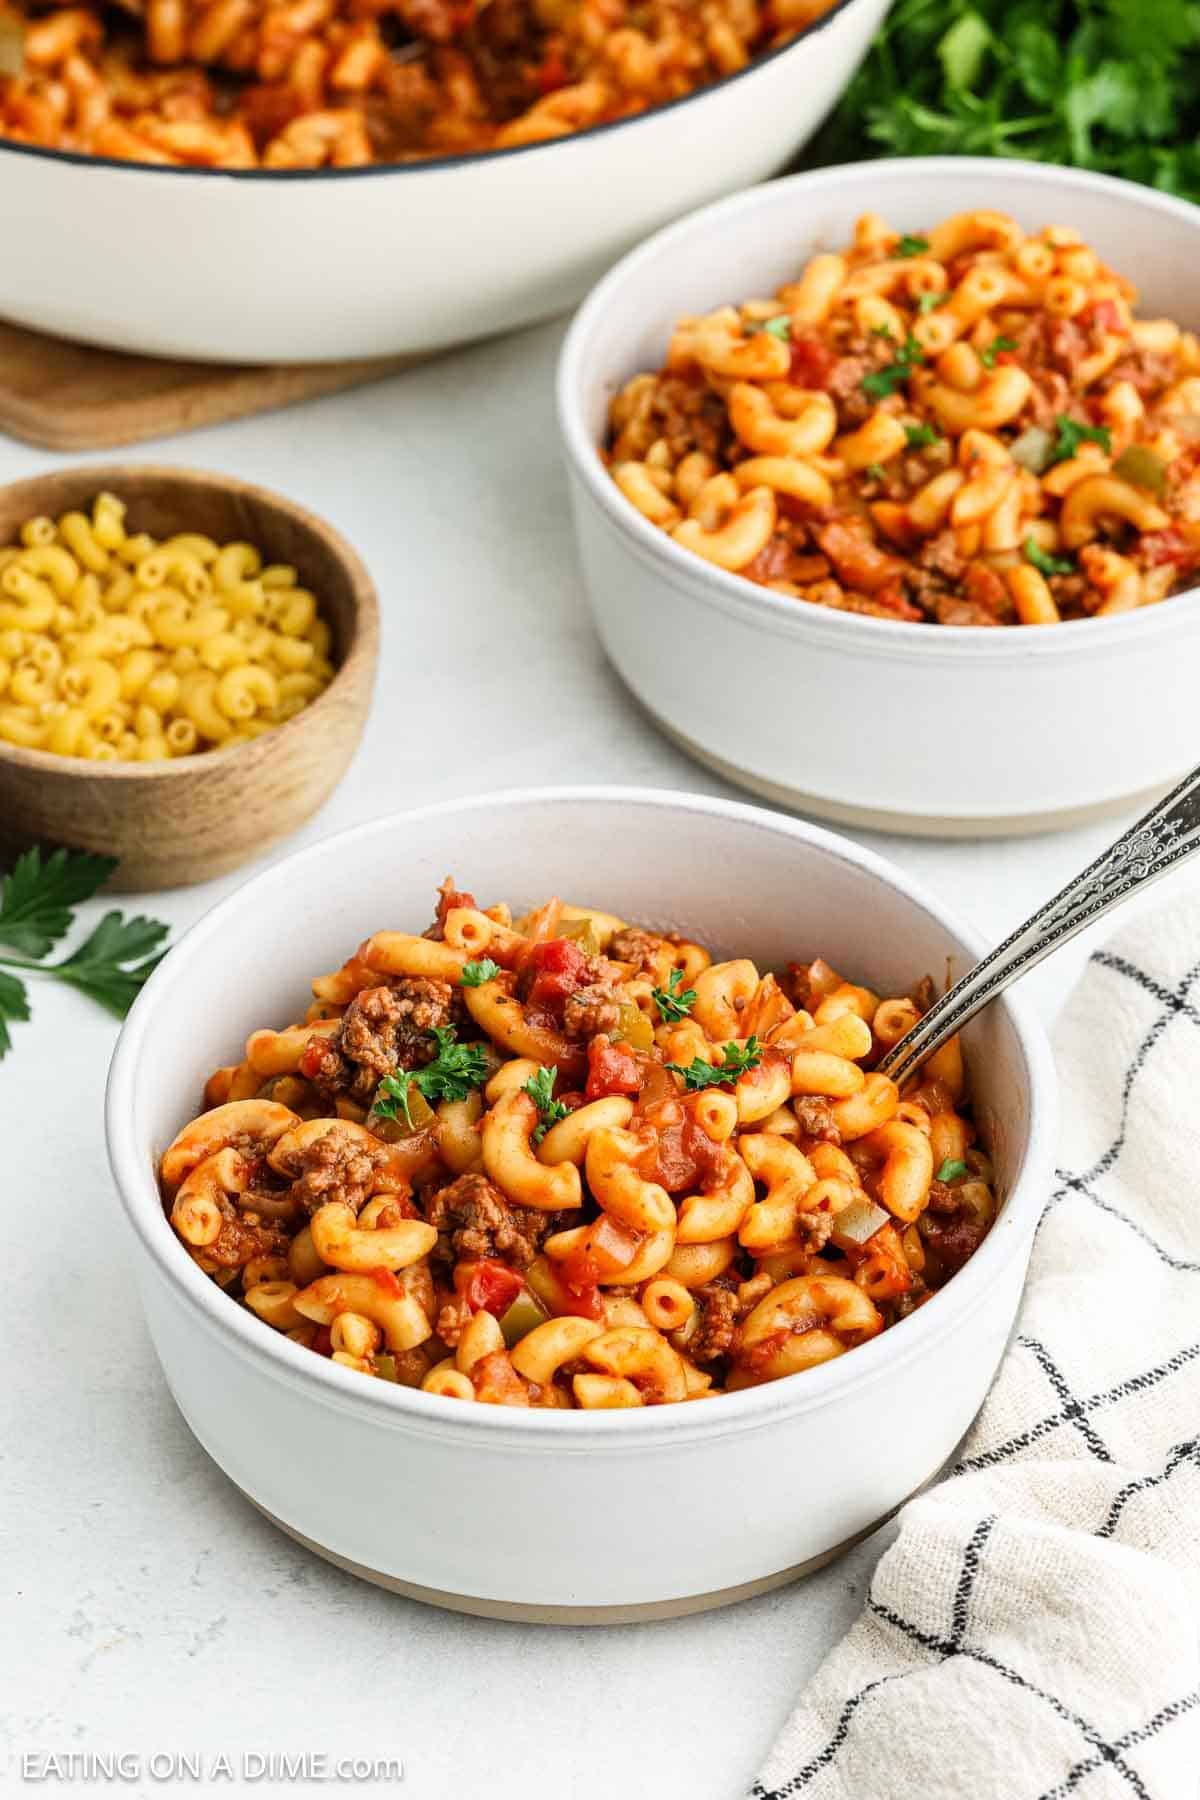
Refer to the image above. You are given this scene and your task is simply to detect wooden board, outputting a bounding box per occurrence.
[0,320,416,450]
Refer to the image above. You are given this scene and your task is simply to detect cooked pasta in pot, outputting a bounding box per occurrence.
[159,877,996,1407]
[0,0,836,169]
[605,210,1200,624]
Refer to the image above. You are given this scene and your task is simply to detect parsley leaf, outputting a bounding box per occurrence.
[862,333,926,399]
[461,957,501,987]
[525,1064,569,1144]
[1024,536,1076,578]
[0,845,116,959]
[1051,414,1113,464]
[0,968,31,1061]
[896,233,931,256]
[979,334,1018,368]
[667,1037,763,1090]
[917,292,946,315]
[47,911,169,1018]
[0,847,171,1059]
[746,315,791,341]
[374,1026,488,1127]
[936,1157,969,1183]
[905,421,942,449]
[865,462,888,482]
[651,966,697,1023]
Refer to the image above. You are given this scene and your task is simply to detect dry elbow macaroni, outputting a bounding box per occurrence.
[159,877,996,1408]
[0,492,335,760]
[606,210,1200,625]
[0,0,836,170]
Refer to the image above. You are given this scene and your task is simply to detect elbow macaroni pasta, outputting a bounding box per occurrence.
[159,876,996,1408]
[606,210,1200,625]
[0,0,836,170]
[0,492,334,759]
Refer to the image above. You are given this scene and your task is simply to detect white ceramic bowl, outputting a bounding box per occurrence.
[105,787,1054,1620]
[558,159,1200,837]
[0,0,887,364]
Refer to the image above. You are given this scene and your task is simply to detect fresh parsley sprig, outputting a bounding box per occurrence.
[461,957,501,987]
[1051,414,1112,465]
[374,1026,488,1128]
[862,333,926,399]
[896,234,930,257]
[745,315,791,341]
[650,967,697,1024]
[905,421,942,449]
[525,1064,569,1145]
[1024,536,1075,578]
[0,847,169,1060]
[667,1037,763,1091]
[805,0,1200,208]
[979,334,1018,368]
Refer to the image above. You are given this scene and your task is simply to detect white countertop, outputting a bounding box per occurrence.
[3,316,1193,1800]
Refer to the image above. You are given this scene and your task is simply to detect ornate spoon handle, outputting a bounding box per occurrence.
[878,763,1200,1088]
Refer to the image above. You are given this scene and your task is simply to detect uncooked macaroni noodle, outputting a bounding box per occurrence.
[159,879,995,1407]
[0,492,334,760]
[0,0,835,169]
[606,210,1200,624]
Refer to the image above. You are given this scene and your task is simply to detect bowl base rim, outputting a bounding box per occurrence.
[653,712,1174,841]
[240,1486,924,1623]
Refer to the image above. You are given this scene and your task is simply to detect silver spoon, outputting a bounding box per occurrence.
[879,763,1200,1087]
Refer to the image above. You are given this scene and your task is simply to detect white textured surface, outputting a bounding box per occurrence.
[3,316,1197,1799]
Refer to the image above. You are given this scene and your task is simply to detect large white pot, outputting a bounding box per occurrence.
[558,159,1200,835]
[105,788,1055,1620]
[0,0,888,363]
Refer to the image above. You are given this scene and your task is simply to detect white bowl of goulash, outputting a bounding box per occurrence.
[558,158,1200,836]
[0,0,887,362]
[105,788,1054,1619]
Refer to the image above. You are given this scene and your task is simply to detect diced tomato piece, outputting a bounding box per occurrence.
[470,1351,531,1406]
[536,49,569,92]
[539,1256,604,1320]
[585,1035,641,1101]
[454,1258,525,1316]
[1140,529,1193,567]
[299,1035,328,1079]
[1083,298,1123,334]
[816,519,909,593]
[524,936,591,1011]
[873,582,924,622]
[312,1325,334,1356]
[788,332,837,389]
[368,1267,404,1297]
[643,1118,726,1194]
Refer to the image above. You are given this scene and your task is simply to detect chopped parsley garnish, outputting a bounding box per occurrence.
[374,1025,488,1127]
[917,292,946,315]
[1050,414,1112,465]
[865,462,888,482]
[0,846,169,1060]
[862,334,926,399]
[904,421,942,449]
[746,315,791,341]
[525,1064,569,1144]
[667,1037,763,1090]
[979,334,1018,369]
[1023,536,1075,578]
[896,234,930,257]
[936,1158,969,1184]
[460,957,501,987]
[650,966,697,1024]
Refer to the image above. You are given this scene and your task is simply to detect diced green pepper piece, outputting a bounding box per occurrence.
[830,1195,890,1250]
[1112,444,1168,495]
[375,1354,399,1382]
[499,1289,549,1349]
[612,1000,654,1052]
[560,916,601,957]
[1010,426,1053,474]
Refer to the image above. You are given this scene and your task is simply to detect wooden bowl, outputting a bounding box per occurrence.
[0,465,378,891]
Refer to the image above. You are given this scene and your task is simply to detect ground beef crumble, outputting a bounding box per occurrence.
[279,1126,398,1217]
[424,1171,563,1270]
[308,979,455,1105]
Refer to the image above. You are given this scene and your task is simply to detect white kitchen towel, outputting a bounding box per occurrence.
[752,902,1200,1800]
